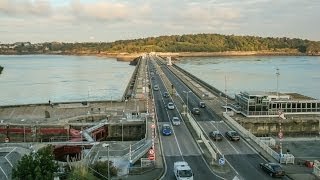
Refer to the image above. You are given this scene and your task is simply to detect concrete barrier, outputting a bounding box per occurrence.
[187,113,218,161]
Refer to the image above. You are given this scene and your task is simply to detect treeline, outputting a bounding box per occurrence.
[0,65,3,74]
[1,34,320,54]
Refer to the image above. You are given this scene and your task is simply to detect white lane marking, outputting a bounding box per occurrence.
[209,121,240,154]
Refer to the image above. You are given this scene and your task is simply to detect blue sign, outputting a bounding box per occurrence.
[219,158,225,165]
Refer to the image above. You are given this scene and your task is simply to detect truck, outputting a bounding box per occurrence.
[174,161,194,180]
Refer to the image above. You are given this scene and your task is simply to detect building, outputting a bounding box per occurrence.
[234,91,320,117]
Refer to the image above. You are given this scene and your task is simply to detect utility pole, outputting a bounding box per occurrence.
[225,75,227,112]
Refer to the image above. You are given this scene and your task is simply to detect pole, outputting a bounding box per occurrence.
[225,75,227,112]
[122,120,124,142]
[276,68,280,99]
[23,125,26,142]
[107,145,110,179]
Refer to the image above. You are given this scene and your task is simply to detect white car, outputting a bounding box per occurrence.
[172,117,180,125]
[167,102,175,110]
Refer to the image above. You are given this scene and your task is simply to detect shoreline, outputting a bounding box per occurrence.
[1,50,319,61]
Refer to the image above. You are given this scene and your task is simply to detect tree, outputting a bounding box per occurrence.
[12,145,59,180]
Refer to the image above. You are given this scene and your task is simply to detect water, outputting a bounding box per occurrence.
[176,56,320,99]
[0,55,135,105]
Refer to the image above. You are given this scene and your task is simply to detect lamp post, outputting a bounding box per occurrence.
[21,119,25,142]
[102,143,110,179]
[183,90,191,114]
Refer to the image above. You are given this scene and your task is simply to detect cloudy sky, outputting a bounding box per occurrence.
[0,0,319,43]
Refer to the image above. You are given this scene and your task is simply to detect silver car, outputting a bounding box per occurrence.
[167,102,175,110]
[172,117,180,125]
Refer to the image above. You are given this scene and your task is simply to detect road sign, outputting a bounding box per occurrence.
[219,158,225,165]
[151,124,155,129]
[148,154,155,160]
[278,132,283,139]
[149,149,155,155]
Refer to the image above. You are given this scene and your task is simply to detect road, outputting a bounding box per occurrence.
[147,55,222,179]
[152,55,286,180]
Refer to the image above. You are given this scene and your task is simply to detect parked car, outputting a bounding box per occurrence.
[162,124,172,136]
[225,131,240,141]
[209,131,223,141]
[191,107,200,115]
[199,101,206,108]
[153,85,159,91]
[260,163,285,177]
[167,102,175,110]
[172,117,181,126]
[163,92,169,98]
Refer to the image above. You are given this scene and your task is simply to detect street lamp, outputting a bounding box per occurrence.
[102,143,110,179]
[21,119,25,142]
[183,90,191,114]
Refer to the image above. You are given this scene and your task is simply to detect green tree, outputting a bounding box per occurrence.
[91,160,118,179]
[12,145,58,180]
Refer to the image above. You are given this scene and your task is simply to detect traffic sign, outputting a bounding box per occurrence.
[278,132,283,139]
[219,158,225,165]
[149,149,155,155]
[149,154,155,160]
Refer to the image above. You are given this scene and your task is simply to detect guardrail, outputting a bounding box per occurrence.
[223,112,295,164]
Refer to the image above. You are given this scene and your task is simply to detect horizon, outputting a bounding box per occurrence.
[0,0,319,43]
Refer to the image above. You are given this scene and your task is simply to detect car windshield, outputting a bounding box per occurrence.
[173,118,179,121]
[272,165,283,172]
[231,131,238,136]
[179,170,193,177]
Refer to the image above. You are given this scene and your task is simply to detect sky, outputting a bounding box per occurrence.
[0,0,319,43]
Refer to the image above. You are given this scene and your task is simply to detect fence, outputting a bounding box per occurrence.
[313,160,320,177]
[223,112,295,164]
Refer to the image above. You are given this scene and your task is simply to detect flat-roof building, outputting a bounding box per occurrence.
[234,91,320,117]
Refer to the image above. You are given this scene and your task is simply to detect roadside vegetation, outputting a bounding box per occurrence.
[0,65,3,74]
[1,33,320,55]
[12,144,118,180]
[12,145,58,180]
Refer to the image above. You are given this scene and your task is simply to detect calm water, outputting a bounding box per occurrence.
[0,55,135,105]
[176,56,320,99]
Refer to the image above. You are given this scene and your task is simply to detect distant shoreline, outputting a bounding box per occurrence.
[0,50,319,62]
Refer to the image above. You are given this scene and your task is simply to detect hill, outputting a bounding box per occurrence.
[1,34,320,57]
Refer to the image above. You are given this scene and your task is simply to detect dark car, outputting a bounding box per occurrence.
[260,163,285,177]
[225,131,240,141]
[191,108,200,115]
[153,85,159,91]
[163,92,169,98]
[199,102,206,108]
[161,124,172,136]
[209,131,223,141]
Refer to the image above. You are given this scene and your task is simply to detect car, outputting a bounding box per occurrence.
[167,102,175,110]
[162,124,172,136]
[199,101,206,108]
[151,76,155,80]
[172,117,181,126]
[260,163,285,177]
[225,131,240,141]
[209,131,223,141]
[153,85,159,91]
[191,107,200,115]
[163,92,169,98]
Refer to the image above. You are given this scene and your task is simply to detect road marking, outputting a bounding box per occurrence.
[209,121,240,154]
